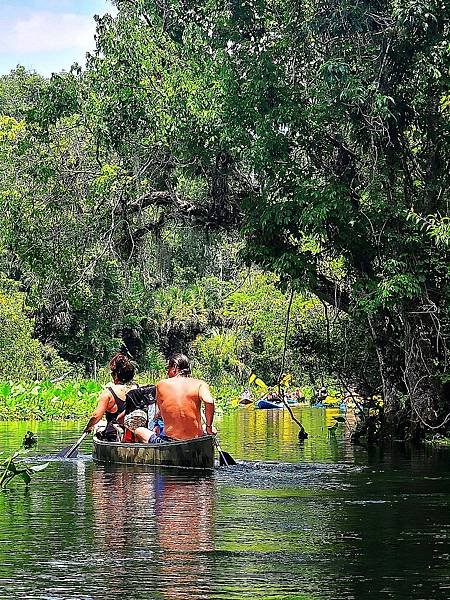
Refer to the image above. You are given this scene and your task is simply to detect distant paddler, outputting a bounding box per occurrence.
[239,389,252,405]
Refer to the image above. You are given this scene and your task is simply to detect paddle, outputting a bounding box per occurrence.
[276,288,308,441]
[202,416,236,466]
[214,436,237,466]
[57,431,89,459]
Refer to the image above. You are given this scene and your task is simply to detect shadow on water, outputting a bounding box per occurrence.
[1,412,450,599]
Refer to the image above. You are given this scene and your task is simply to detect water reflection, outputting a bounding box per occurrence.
[91,464,215,600]
[155,474,215,599]
[219,406,357,463]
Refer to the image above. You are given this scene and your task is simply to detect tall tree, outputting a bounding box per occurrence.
[90,0,449,439]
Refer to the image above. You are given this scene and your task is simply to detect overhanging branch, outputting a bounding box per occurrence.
[116,189,243,230]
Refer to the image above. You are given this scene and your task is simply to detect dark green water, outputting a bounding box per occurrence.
[1,408,450,599]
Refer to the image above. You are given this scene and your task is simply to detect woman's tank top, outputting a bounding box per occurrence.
[102,386,127,440]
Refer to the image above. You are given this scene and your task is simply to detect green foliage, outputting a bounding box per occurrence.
[0,451,48,489]
[0,277,71,380]
[22,431,38,449]
[81,0,447,435]
[0,380,100,420]
[194,330,245,381]
[0,1,448,438]
[0,429,48,489]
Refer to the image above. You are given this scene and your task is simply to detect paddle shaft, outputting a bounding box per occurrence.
[65,431,89,458]
[276,288,308,439]
[201,417,236,466]
[214,437,229,466]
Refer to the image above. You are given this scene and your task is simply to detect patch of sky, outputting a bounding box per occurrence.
[0,0,116,76]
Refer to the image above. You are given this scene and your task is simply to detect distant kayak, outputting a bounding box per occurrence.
[311,402,347,411]
[256,398,284,410]
[286,397,305,405]
[239,398,253,405]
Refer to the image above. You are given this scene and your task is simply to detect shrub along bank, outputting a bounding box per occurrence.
[0,377,236,420]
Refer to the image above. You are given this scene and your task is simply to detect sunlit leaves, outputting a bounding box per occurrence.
[0,115,25,142]
[0,380,100,420]
[406,210,450,248]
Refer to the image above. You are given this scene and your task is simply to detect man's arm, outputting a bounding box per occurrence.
[199,382,215,435]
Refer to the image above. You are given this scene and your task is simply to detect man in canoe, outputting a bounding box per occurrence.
[134,353,215,443]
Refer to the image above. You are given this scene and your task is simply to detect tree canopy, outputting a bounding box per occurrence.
[0,0,448,439]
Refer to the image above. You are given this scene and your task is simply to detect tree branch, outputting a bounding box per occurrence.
[116,189,243,230]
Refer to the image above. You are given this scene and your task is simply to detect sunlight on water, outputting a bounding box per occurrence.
[1,410,450,599]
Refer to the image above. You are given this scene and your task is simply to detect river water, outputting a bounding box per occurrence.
[1,408,450,599]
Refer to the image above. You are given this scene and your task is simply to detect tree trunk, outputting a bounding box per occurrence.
[368,308,449,443]
[367,313,408,440]
[402,312,450,441]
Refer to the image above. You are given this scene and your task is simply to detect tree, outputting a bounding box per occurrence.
[89,0,449,439]
[0,66,242,367]
[1,2,448,442]
[0,277,69,380]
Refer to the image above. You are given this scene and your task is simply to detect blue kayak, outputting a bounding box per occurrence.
[256,398,284,410]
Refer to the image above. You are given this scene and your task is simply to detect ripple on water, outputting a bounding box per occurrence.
[1,420,450,599]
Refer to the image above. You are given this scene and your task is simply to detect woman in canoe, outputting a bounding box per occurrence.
[83,353,137,441]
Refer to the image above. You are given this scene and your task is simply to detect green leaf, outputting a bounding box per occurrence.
[18,471,32,485]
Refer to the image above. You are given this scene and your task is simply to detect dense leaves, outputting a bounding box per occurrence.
[0,1,448,439]
[0,380,101,420]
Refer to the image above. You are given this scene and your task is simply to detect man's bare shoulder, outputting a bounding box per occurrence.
[157,377,208,390]
[189,377,208,386]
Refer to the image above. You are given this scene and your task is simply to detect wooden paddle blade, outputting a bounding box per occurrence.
[65,447,80,459]
[56,446,80,459]
[219,450,237,466]
[56,446,72,458]
[298,428,308,441]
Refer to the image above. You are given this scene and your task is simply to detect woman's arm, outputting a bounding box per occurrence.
[83,390,111,432]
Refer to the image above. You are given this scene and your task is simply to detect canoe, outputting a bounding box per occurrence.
[256,398,284,410]
[92,434,215,470]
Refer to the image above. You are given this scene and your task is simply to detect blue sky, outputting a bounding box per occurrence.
[0,1,116,76]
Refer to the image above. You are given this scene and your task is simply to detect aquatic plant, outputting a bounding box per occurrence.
[0,380,101,420]
[0,432,48,489]
[22,431,38,449]
[0,453,48,489]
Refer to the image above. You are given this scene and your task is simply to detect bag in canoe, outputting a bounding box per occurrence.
[124,385,157,432]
